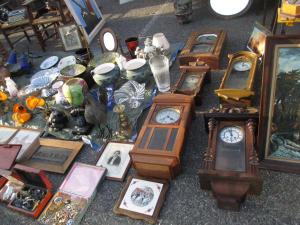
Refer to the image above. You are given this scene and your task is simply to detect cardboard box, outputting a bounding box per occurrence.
[39,163,106,225]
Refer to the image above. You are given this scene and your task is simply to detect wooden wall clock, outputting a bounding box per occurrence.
[173,65,211,106]
[198,107,263,211]
[130,94,194,180]
[179,30,227,70]
[215,51,259,107]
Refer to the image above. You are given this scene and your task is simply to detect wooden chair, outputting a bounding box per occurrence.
[0,19,33,49]
[0,1,36,49]
[23,0,68,51]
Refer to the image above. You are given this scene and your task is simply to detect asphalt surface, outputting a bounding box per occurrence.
[0,1,300,225]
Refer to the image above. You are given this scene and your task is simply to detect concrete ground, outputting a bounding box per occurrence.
[0,0,300,225]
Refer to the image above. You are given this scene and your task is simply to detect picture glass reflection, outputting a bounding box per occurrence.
[266,45,300,162]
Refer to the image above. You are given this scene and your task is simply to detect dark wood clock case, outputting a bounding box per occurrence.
[130,94,194,180]
[198,107,263,211]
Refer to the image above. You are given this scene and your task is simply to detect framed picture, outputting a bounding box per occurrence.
[96,142,133,181]
[64,0,106,43]
[8,128,41,162]
[0,126,18,144]
[21,139,84,174]
[113,176,169,224]
[247,21,272,57]
[258,35,300,173]
[58,24,83,51]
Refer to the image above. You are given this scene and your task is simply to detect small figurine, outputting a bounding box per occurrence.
[174,0,192,24]
[71,107,92,135]
[47,109,68,131]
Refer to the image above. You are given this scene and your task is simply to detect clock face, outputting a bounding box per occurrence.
[155,108,181,124]
[233,59,252,72]
[196,34,217,43]
[180,74,200,91]
[219,126,244,144]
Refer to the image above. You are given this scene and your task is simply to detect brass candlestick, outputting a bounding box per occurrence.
[113,104,132,140]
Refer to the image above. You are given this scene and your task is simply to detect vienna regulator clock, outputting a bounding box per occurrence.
[179,30,226,70]
[215,51,258,107]
[198,107,263,211]
[174,65,211,106]
[130,94,194,180]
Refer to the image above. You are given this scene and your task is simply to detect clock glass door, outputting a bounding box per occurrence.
[223,57,252,89]
[178,73,201,92]
[191,33,217,53]
[215,126,246,172]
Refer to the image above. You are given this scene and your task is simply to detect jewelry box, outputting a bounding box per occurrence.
[39,163,106,225]
[0,164,53,218]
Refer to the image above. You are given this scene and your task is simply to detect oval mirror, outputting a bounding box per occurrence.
[103,32,116,51]
[99,28,119,52]
[209,0,253,19]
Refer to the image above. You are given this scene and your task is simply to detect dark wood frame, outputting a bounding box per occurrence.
[258,35,300,174]
[113,175,169,224]
[179,30,226,70]
[98,27,121,53]
[199,108,262,211]
[21,139,84,174]
[58,23,83,51]
[96,141,133,182]
[215,51,259,107]
[174,65,211,105]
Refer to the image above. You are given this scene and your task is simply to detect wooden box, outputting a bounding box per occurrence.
[282,1,300,17]
[7,164,52,218]
[39,163,106,225]
[174,65,211,105]
[130,94,194,180]
[198,108,263,211]
[0,144,22,189]
[179,30,226,70]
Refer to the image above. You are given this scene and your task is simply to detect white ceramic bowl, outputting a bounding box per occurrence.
[124,58,146,71]
[92,63,116,75]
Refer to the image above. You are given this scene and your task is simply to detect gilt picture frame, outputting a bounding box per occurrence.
[96,141,133,181]
[258,35,300,174]
[64,0,106,43]
[113,176,169,224]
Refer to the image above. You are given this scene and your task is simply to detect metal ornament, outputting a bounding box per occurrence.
[113,104,132,141]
